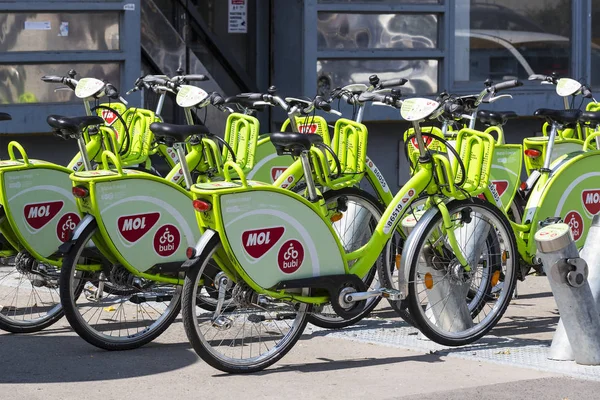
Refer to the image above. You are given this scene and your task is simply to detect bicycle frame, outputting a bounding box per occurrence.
[187,99,495,305]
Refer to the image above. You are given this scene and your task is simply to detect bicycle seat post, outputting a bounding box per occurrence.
[174,142,193,189]
[299,150,318,201]
[544,121,560,170]
[412,121,429,160]
[77,134,93,171]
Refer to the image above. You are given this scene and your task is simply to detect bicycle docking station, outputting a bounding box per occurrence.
[535,215,600,365]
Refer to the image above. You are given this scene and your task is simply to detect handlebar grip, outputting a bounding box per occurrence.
[314,96,332,112]
[239,92,263,101]
[210,92,225,106]
[379,78,408,89]
[144,75,168,85]
[105,83,119,99]
[528,74,547,81]
[491,79,523,92]
[41,75,63,83]
[358,92,387,103]
[182,74,209,82]
[582,85,593,99]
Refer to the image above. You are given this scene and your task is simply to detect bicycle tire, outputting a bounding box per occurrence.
[307,187,390,329]
[404,198,517,346]
[59,220,181,350]
[182,240,309,373]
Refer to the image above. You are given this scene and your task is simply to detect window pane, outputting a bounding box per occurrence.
[317,59,438,95]
[0,12,120,52]
[0,63,120,104]
[318,13,438,50]
[454,0,571,84]
[591,1,600,86]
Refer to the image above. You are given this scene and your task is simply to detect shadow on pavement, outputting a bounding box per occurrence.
[213,352,445,377]
[0,332,198,383]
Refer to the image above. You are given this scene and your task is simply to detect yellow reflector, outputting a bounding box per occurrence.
[104,306,116,312]
[491,270,501,287]
[502,250,508,264]
[330,212,343,222]
[424,272,433,289]
[395,254,401,270]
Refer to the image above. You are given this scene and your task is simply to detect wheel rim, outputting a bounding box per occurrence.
[410,203,514,340]
[0,257,62,327]
[189,246,308,368]
[310,191,386,324]
[66,228,181,343]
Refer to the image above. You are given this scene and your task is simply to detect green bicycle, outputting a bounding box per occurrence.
[179,82,519,373]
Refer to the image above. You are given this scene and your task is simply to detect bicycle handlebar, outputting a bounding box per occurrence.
[378,78,408,89]
[489,79,522,93]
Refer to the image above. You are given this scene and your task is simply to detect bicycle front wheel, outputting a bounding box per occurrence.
[404,198,517,346]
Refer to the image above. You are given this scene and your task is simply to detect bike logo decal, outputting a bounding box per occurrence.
[298,123,318,134]
[153,224,181,257]
[582,189,600,215]
[279,175,295,189]
[366,157,389,193]
[270,167,288,182]
[166,148,179,163]
[56,213,81,243]
[117,212,160,243]
[565,210,584,241]
[383,188,415,234]
[24,201,64,230]
[277,239,304,274]
[410,136,433,149]
[101,109,118,126]
[242,227,285,259]
[491,180,508,197]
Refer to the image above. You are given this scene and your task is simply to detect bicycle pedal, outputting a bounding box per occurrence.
[380,288,405,301]
[212,315,233,330]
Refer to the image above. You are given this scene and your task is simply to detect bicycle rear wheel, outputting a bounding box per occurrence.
[59,221,181,350]
[308,187,391,329]
[404,198,517,346]
[182,240,309,373]
[0,253,64,333]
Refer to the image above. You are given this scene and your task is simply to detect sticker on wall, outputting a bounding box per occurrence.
[24,21,51,30]
[58,22,69,37]
[123,4,135,11]
[228,0,247,33]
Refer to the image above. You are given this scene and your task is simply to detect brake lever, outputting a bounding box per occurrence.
[372,101,395,109]
[54,87,72,92]
[487,94,513,103]
[328,109,342,116]
[541,81,554,85]
[252,101,273,107]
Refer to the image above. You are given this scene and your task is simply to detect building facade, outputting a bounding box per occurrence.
[1,0,599,187]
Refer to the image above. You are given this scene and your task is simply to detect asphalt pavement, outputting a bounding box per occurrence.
[1,276,600,400]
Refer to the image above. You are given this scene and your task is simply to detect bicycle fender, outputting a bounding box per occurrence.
[180,229,220,271]
[57,214,96,254]
[399,205,441,298]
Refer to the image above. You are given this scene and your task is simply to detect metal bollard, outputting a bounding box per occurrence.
[535,222,600,365]
[549,214,600,361]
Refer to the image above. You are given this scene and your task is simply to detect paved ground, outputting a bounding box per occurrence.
[2,276,600,399]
